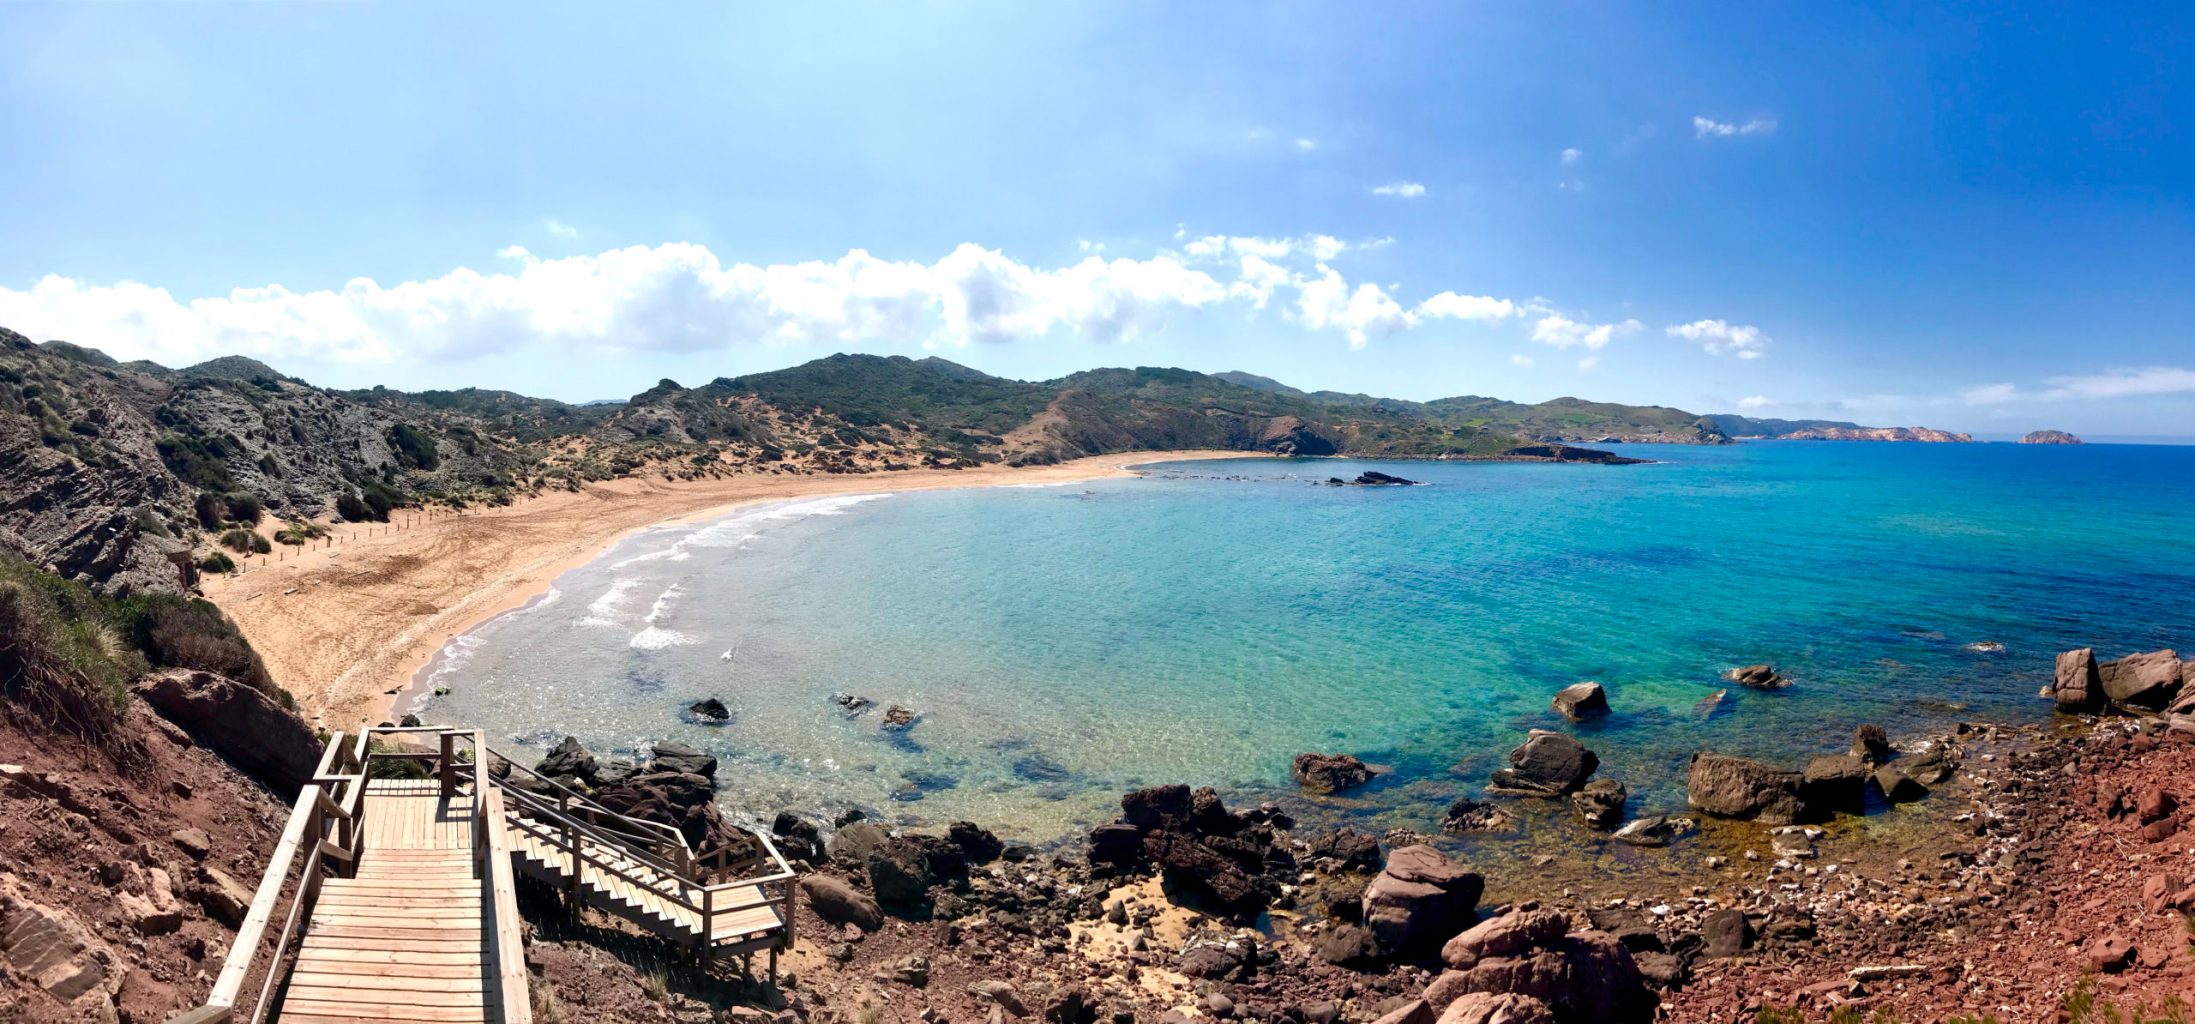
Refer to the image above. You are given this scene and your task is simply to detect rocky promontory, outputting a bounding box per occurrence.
[2020,429,2085,445]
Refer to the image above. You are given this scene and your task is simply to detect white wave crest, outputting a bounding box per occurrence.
[576,578,639,627]
[629,626,697,650]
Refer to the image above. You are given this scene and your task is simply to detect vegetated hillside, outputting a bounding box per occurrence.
[4,326,1754,594]
[1702,414,1870,437]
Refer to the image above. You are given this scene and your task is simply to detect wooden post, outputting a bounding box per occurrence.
[560,795,579,895]
[439,732,457,799]
[701,885,714,965]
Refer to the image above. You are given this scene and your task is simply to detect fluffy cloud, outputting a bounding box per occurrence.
[1293,266,1413,349]
[1417,292,1518,322]
[1560,148,1584,165]
[1693,116,1777,138]
[0,242,1237,365]
[1577,356,1600,371]
[1666,319,1768,358]
[1371,181,1427,198]
[1531,314,1641,350]
[1737,395,1774,409]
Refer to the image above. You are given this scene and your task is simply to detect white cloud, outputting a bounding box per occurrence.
[1416,292,1518,323]
[1370,181,1427,198]
[1961,383,2020,405]
[545,218,579,239]
[1577,356,1600,371]
[1178,233,1351,263]
[1693,116,1778,138]
[1509,354,1534,368]
[2044,367,2195,400]
[0,242,1241,363]
[1666,319,1769,358]
[1531,314,1641,350]
[1737,395,1774,409]
[1076,239,1106,254]
[1560,148,1584,165]
[1293,137,1318,152]
[1293,265,1413,349]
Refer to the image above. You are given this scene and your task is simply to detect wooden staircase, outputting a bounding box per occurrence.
[503,816,788,956]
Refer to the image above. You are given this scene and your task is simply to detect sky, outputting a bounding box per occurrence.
[1,3,2189,437]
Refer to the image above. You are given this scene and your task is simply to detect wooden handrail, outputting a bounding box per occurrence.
[487,750,690,848]
[499,784,688,876]
[481,784,533,1024]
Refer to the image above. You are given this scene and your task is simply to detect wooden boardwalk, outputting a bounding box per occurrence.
[279,780,496,1023]
[173,727,796,1024]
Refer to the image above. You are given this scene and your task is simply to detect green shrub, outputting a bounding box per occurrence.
[335,491,372,522]
[274,520,325,546]
[156,432,235,490]
[0,556,142,740]
[224,493,264,524]
[197,551,235,573]
[112,592,286,704]
[386,422,440,470]
[218,528,261,553]
[194,491,225,530]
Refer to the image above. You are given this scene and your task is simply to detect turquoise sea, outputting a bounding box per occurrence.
[420,442,2195,841]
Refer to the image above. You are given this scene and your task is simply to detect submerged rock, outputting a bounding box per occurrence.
[881,704,919,731]
[1571,778,1628,830]
[1293,752,1378,794]
[1610,815,1690,847]
[1692,689,1729,719]
[647,740,717,780]
[1489,730,1598,797]
[1687,752,1809,825]
[1443,797,1516,833]
[1801,755,1869,814]
[1551,681,1611,722]
[1724,664,1790,690]
[688,697,732,722]
[1849,724,1891,763]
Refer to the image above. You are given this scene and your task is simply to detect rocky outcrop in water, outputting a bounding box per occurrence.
[1293,752,1378,794]
[1551,681,1609,721]
[1723,663,1790,690]
[1488,731,1599,797]
[1686,752,1810,824]
[2020,430,2083,444]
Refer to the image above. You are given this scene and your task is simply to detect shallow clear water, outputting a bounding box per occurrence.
[421,442,2195,841]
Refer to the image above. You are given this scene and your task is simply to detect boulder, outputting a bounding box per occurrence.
[1724,664,1789,689]
[0,874,123,1011]
[866,838,937,903]
[770,812,825,864]
[1900,742,1957,785]
[827,821,891,865]
[881,705,918,731]
[1871,765,1927,803]
[191,866,254,928]
[535,735,599,784]
[2055,648,2101,711]
[133,670,319,794]
[1848,724,1891,763]
[1434,993,1556,1024]
[1551,682,1610,722]
[1121,783,1195,831]
[798,874,882,931]
[1700,907,1752,958]
[1086,823,1144,867]
[1800,755,1869,814]
[1570,778,1627,830]
[1362,845,1484,953]
[1293,752,1378,794]
[591,771,743,851]
[1443,797,1515,833]
[1304,828,1382,873]
[1488,731,1598,797]
[1610,816,1688,847]
[2100,650,2183,708]
[689,697,731,721]
[647,740,717,780]
[947,821,1005,864]
[1314,923,1381,965]
[1687,752,1808,825]
[1142,830,1265,915]
[1441,907,1570,967]
[1372,1000,1434,1024]
[591,757,640,788]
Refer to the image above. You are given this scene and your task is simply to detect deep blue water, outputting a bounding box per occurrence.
[422,442,2195,839]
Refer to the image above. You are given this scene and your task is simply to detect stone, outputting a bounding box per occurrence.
[827,821,890,865]
[1142,831,1265,915]
[947,821,1005,863]
[1687,752,1809,824]
[1042,987,1098,1024]
[2100,649,2183,708]
[1362,845,1484,953]
[169,828,212,861]
[1370,1001,1434,1024]
[592,771,744,852]
[534,735,598,784]
[2086,935,2135,973]
[1292,752,1378,794]
[1724,664,1789,689]
[1442,797,1515,833]
[1488,730,1598,797]
[1441,908,1570,968]
[591,757,639,788]
[1610,816,1688,847]
[191,866,254,928]
[2055,648,2101,711]
[647,740,717,780]
[770,812,825,864]
[967,980,1030,1017]
[866,838,937,903]
[1900,743,1957,785]
[689,697,732,721]
[134,670,320,794]
[1849,724,1891,763]
[878,953,929,987]
[1571,778,1628,830]
[0,874,123,1008]
[798,875,882,931]
[1314,923,1381,965]
[118,889,183,935]
[1551,682,1609,722]
[881,704,919,731]
[1305,828,1383,872]
[1121,784,1194,831]
[1086,823,1144,867]
[1871,765,1927,803]
[1801,755,1869,814]
[1434,993,1556,1024]
[1700,908,1752,958]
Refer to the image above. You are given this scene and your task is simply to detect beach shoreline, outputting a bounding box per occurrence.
[202,450,1263,729]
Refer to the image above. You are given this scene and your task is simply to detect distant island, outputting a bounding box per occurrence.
[2021,429,2084,445]
[1703,415,1975,443]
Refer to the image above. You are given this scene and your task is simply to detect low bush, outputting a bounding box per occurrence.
[218,528,269,554]
[0,556,142,741]
[198,551,236,573]
[224,493,264,524]
[112,591,287,705]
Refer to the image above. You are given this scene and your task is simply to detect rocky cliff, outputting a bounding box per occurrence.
[2022,429,2085,445]
[1778,425,1975,443]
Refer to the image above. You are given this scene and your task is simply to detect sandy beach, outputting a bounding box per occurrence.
[201,450,1256,729]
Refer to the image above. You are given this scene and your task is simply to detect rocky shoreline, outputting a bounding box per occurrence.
[483,647,2195,1023]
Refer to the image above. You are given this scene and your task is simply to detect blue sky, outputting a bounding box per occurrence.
[2,3,2189,436]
